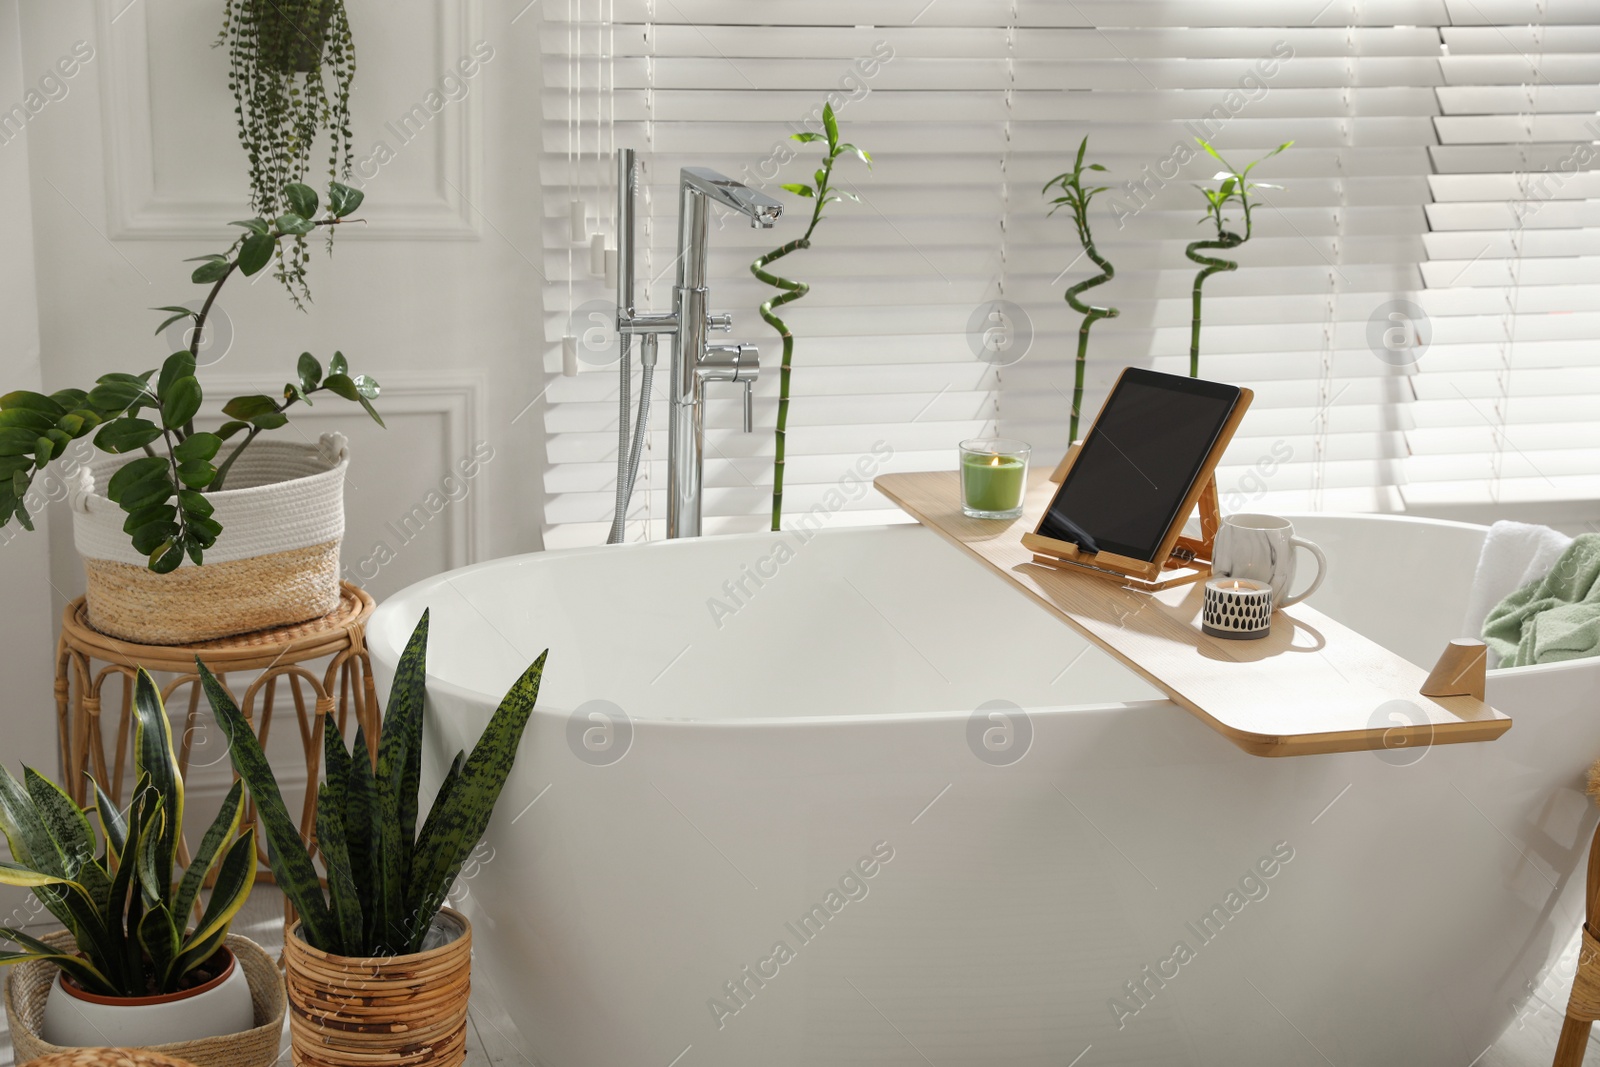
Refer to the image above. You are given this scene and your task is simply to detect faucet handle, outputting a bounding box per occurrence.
[740,379,754,432]
[708,313,733,332]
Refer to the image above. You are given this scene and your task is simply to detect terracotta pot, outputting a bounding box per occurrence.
[283,909,471,1067]
[40,945,256,1048]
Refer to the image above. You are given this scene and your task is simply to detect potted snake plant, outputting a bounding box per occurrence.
[204,610,547,1067]
[0,672,278,1059]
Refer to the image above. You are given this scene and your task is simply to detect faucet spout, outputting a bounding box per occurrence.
[680,167,783,229]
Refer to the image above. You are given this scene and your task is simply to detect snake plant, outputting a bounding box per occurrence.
[1187,139,1291,377]
[204,611,547,957]
[1044,137,1120,443]
[0,672,258,997]
[752,102,871,531]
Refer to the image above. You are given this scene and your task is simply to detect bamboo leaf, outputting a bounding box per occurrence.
[199,661,337,947]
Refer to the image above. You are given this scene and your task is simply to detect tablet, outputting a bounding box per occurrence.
[1031,369,1247,564]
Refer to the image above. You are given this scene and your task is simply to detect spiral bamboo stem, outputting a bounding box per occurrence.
[752,239,812,531]
[1064,222,1118,442]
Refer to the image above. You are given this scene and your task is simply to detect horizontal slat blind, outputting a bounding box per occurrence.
[539,1,1598,546]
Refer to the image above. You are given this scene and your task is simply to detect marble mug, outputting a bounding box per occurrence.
[1212,513,1327,611]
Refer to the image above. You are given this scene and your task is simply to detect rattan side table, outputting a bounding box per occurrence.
[54,581,380,869]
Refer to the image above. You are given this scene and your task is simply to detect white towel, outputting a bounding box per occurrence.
[1462,520,1573,665]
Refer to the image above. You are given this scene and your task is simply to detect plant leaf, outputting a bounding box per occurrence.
[0,926,118,996]
[181,826,256,952]
[405,649,547,951]
[237,233,275,277]
[221,395,278,420]
[93,418,163,455]
[161,376,202,430]
[191,259,231,285]
[315,784,362,957]
[173,432,221,464]
[199,662,337,948]
[322,374,360,402]
[137,904,181,990]
[171,779,244,926]
[328,182,364,218]
[133,669,183,900]
[298,352,323,391]
[285,182,319,220]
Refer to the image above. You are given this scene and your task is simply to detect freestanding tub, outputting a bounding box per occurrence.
[368,515,1600,1067]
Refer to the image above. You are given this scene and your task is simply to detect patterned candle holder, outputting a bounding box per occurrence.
[1202,577,1273,640]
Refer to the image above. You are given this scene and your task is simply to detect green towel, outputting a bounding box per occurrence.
[1483,533,1600,668]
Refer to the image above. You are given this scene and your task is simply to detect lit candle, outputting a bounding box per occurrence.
[959,438,1030,519]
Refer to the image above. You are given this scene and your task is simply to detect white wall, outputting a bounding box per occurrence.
[0,0,69,924]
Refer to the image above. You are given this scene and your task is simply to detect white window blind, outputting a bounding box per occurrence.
[538,1,1599,547]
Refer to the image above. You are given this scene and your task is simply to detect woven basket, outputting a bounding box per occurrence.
[282,909,470,1067]
[22,1048,201,1067]
[4,933,285,1067]
[69,435,348,645]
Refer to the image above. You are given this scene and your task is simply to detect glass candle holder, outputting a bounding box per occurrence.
[959,438,1031,519]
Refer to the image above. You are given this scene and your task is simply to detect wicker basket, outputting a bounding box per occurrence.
[69,435,348,645]
[282,909,470,1067]
[4,933,286,1067]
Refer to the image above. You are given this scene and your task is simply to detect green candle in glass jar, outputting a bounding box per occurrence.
[959,438,1030,519]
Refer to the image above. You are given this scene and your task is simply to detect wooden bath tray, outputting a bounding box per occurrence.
[874,470,1511,758]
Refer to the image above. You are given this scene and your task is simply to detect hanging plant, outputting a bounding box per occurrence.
[1187,139,1291,377]
[218,0,356,305]
[751,102,871,531]
[1044,136,1119,443]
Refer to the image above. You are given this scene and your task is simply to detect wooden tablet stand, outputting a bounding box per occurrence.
[1019,443,1222,591]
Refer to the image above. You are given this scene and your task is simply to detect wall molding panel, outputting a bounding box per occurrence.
[95,0,484,240]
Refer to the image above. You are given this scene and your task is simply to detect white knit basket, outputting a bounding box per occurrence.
[70,434,348,645]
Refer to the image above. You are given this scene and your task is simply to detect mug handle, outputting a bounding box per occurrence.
[1278,537,1327,608]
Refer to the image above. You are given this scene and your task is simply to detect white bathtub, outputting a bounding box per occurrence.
[368,515,1600,1067]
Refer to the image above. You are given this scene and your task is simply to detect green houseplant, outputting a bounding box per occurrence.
[0,181,382,644]
[1044,136,1120,443]
[219,0,356,301]
[0,672,263,1048]
[751,102,871,531]
[1187,139,1291,377]
[203,611,546,1066]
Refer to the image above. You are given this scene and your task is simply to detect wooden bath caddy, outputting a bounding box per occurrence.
[873,469,1511,758]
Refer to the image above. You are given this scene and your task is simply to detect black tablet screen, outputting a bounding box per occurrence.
[1036,370,1240,561]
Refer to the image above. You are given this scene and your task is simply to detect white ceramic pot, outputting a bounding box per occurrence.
[39,945,256,1047]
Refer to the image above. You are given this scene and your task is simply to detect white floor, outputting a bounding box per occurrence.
[0,884,1592,1067]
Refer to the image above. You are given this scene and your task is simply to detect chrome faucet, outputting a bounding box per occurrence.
[612,152,783,539]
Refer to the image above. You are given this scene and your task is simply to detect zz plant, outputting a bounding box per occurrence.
[219,0,356,300]
[751,102,871,531]
[0,180,382,573]
[1187,139,1291,377]
[1044,136,1119,443]
[204,611,547,957]
[0,672,258,997]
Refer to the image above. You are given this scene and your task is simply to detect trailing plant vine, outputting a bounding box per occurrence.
[1187,139,1291,377]
[219,0,356,305]
[1044,136,1119,443]
[751,102,870,531]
